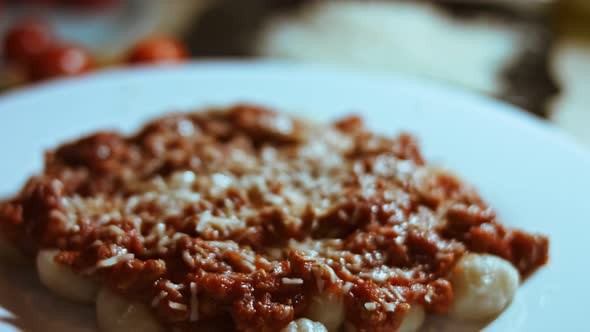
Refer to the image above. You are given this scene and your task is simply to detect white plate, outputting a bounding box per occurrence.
[0,62,588,332]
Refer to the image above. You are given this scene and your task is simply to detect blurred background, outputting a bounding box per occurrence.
[0,0,589,144]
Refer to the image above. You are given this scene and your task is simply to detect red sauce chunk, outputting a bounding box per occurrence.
[0,105,549,331]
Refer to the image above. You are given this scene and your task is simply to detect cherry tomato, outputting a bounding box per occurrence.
[126,37,189,65]
[3,20,55,65]
[29,44,95,81]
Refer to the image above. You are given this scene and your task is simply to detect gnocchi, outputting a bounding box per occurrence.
[281,318,328,332]
[397,305,425,332]
[448,253,520,321]
[305,293,345,331]
[36,249,98,303]
[96,287,162,332]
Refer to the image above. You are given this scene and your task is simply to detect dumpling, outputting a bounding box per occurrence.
[398,305,425,332]
[96,287,162,332]
[36,249,98,303]
[449,253,520,321]
[305,293,345,331]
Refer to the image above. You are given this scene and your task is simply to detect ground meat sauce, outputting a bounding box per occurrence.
[0,105,548,331]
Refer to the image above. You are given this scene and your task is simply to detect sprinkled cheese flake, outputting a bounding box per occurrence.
[170,171,196,187]
[342,282,354,293]
[152,290,168,307]
[323,264,339,283]
[391,287,406,302]
[382,288,395,301]
[182,250,196,268]
[165,280,185,291]
[195,211,245,235]
[169,301,188,311]
[360,267,393,282]
[210,173,233,196]
[282,277,304,285]
[364,302,378,311]
[384,302,397,312]
[106,224,125,235]
[242,259,256,272]
[173,190,201,202]
[97,252,134,268]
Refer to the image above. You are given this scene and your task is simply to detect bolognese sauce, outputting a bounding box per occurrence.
[0,105,548,331]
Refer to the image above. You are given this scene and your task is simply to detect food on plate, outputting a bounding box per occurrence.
[0,105,549,331]
[448,253,520,321]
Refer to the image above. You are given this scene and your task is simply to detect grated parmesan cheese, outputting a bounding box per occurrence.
[152,290,168,307]
[182,250,196,268]
[169,301,188,311]
[364,302,378,311]
[282,277,304,285]
[383,302,397,312]
[97,252,134,268]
